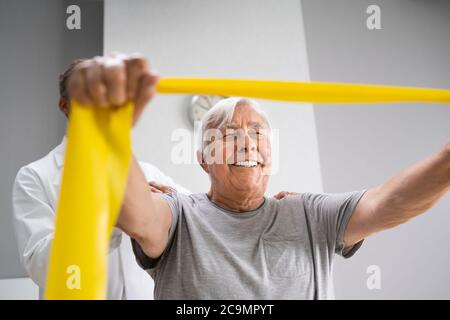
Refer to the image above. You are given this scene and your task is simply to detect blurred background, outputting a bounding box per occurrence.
[0,0,449,299]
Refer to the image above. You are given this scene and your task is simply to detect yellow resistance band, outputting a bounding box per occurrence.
[45,100,133,299]
[45,79,449,300]
[156,78,450,103]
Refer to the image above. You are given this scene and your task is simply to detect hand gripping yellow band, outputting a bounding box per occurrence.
[45,78,449,300]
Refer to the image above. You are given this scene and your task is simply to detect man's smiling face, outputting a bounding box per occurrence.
[201,102,272,197]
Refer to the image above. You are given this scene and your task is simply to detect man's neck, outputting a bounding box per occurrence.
[207,189,265,212]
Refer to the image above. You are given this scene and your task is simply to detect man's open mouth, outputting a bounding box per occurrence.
[231,160,259,168]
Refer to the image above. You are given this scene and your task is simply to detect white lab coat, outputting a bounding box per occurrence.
[12,137,190,299]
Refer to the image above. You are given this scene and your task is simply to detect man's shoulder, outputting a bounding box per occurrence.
[161,191,203,202]
[272,193,305,207]
[16,147,58,182]
[159,191,205,210]
[266,193,310,221]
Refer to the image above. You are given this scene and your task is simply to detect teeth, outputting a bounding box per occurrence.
[234,161,258,167]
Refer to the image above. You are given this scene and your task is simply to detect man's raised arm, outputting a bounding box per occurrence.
[67,54,172,259]
[345,141,450,246]
[117,156,172,258]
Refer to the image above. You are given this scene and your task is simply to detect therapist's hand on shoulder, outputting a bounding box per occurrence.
[67,54,158,126]
[148,181,175,194]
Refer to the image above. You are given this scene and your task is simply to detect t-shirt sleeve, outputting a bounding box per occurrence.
[301,189,367,258]
[131,191,181,272]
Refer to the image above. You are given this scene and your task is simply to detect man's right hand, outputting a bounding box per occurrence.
[67,54,158,126]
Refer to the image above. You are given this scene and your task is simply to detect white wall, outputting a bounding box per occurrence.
[0,278,38,300]
[104,0,323,196]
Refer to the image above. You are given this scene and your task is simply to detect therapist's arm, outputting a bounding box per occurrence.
[68,54,172,259]
[344,142,450,246]
[12,167,55,288]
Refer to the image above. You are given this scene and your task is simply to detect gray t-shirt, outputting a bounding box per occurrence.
[132,190,366,300]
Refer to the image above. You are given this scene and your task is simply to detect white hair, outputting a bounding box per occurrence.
[198,97,271,153]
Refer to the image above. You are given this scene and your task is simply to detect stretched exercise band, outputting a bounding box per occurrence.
[156,78,450,103]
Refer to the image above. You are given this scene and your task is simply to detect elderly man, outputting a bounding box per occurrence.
[67,54,450,299]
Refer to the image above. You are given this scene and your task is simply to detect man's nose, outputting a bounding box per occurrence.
[238,132,257,153]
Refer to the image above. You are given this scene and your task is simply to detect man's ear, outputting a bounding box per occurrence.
[197,150,209,174]
[58,97,70,118]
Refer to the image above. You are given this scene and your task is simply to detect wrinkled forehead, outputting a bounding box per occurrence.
[227,104,269,130]
[211,102,271,132]
[225,120,268,132]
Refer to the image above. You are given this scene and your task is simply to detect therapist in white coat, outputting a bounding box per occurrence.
[11,58,190,299]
